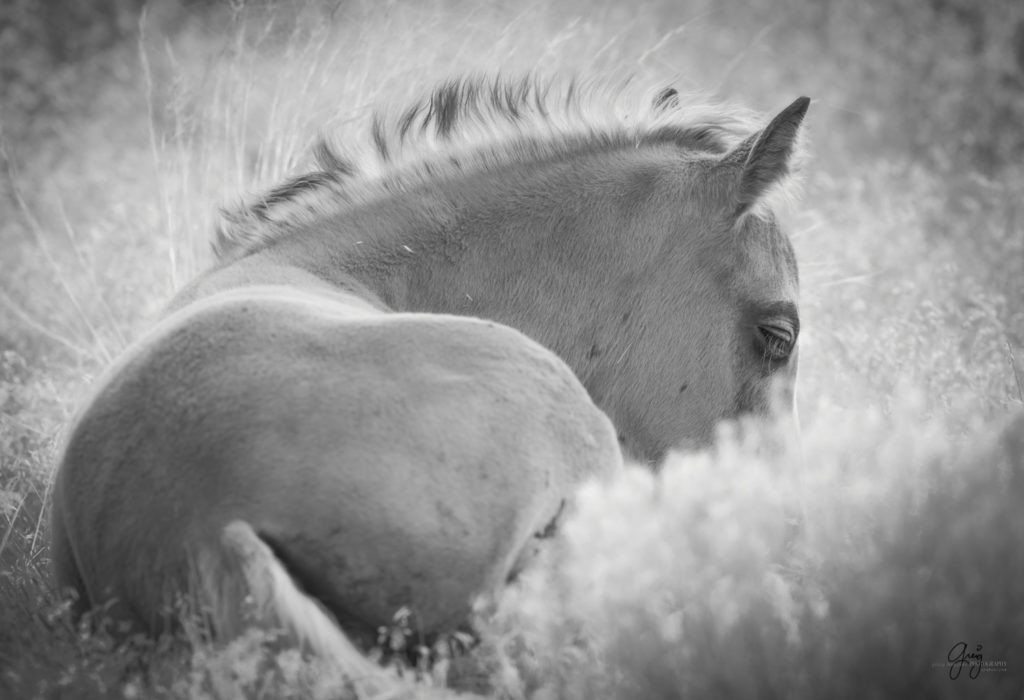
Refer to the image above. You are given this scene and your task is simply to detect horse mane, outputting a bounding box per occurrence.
[213,75,776,261]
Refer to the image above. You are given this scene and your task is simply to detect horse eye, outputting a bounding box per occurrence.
[757,324,795,361]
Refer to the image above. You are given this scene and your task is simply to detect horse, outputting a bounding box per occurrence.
[49,76,809,680]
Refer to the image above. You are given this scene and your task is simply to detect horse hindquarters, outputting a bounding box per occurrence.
[51,288,622,652]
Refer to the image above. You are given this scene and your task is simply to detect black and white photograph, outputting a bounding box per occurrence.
[1,0,1021,697]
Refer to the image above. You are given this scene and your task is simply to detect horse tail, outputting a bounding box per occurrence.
[213,520,398,694]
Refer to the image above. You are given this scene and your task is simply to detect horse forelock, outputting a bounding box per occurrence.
[215,74,775,261]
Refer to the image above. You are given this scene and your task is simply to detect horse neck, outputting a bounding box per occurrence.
[302,155,649,385]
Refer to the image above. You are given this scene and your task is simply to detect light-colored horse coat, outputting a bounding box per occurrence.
[51,285,618,637]
[50,76,809,677]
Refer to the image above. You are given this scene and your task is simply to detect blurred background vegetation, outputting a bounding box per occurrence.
[3,0,1024,168]
[1,0,1022,697]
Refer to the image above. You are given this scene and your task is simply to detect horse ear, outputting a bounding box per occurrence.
[721,96,810,216]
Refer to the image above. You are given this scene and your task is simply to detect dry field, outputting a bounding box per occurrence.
[1,0,1022,697]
